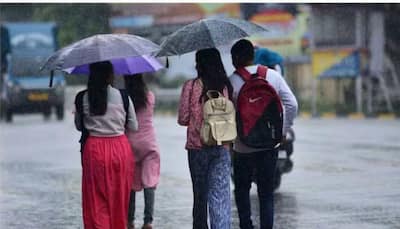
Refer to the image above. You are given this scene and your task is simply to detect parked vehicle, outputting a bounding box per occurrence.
[0,22,65,122]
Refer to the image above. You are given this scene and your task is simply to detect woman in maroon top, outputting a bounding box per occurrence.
[178,48,233,229]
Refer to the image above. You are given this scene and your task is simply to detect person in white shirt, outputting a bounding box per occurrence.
[229,39,298,229]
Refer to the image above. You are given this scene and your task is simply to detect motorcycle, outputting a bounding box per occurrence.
[231,127,295,192]
[273,127,295,191]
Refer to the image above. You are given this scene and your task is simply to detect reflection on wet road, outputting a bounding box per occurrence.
[1,115,400,228]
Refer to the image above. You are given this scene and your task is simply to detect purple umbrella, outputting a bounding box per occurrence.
[64,55,164,75]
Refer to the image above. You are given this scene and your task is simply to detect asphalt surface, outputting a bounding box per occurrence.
[1,111,400,229]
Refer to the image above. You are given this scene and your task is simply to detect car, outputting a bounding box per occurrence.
[0,22,65,122]
[1,55,65,122]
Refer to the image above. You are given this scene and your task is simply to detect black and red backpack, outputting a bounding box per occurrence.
[236,65,284,149]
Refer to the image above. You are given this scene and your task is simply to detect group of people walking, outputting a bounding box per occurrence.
[74,39,298,229]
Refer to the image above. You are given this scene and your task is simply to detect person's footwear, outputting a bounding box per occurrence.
[142,223,152,229]
[127,223,135,229]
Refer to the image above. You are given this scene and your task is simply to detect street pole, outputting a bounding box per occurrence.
[308,7,318,117]
[355,11,363,114]
[311,78,317,117]
[356,76,362,113]
[367,77,372,114]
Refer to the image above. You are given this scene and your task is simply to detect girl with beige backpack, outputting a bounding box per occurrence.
[178,48,236,229]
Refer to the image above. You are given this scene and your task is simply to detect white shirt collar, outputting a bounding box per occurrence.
[244,65,258,74]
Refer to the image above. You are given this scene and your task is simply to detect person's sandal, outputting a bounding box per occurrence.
[142,224,152,229]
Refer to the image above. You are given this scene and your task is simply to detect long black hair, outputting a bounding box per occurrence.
[195,48,233,102]
[124,74,148,111]
[87,61,114,116]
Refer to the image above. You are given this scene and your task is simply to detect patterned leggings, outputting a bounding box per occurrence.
[188,146,231,229]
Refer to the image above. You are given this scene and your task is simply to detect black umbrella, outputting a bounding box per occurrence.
[157,17,268,57]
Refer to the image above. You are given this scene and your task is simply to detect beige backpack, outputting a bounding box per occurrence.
[200,90,237,146]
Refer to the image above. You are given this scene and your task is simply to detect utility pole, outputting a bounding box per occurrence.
[309,7,318,117]
[355,11,363,114]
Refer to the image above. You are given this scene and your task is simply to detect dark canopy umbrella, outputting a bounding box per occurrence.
[41,34,160,86]
[157,17,268,57]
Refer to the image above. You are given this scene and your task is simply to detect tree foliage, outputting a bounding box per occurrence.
[33,4,111,48]
[0,4,35,22]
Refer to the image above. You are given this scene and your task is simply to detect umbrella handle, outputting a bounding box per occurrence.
[49,70,54,88]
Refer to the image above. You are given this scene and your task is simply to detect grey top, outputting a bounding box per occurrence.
[74,85,138,136]
[230,65,298,153]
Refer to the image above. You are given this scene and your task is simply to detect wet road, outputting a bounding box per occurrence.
[1,113,400,229]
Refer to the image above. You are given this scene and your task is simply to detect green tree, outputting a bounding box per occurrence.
[0,4,35,22]
[33,3,111,48]
[31,4,112,85]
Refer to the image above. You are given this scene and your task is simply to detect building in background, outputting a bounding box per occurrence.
[110,3,240,43]
[109,3,400,116]
[309,4,400,116]
[242,3,399,116]
[247,4,310,58]
[109,3,241,81]
[242,4,312,114]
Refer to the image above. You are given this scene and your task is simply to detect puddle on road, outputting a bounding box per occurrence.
[356,156,400,167]
[349,143,400,153]
[303,163,361,174]
[0,161,82,228]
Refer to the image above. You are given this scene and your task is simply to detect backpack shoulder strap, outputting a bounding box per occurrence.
[119,89,130,124]
[188,79,196,118]
[119,89,129,113]
[257,65,268,80]
[236,66,268,81]
[74,89,88,155]
[235,67,253,81]
[75,89,87,116]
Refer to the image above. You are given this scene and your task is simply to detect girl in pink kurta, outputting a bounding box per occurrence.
[124,74,160,229]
